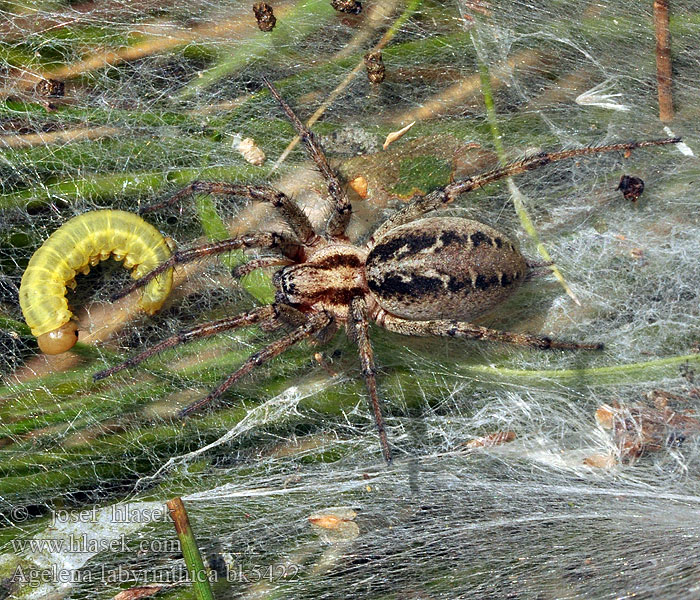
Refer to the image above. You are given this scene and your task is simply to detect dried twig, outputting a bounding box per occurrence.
[653,0,673,122]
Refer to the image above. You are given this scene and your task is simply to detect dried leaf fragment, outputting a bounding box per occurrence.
[463,430,516,448]
[237,137,266,165]
[383,121,416,150]
[595,398,700,463]
[113,585,168,600]
[348,175,368,198]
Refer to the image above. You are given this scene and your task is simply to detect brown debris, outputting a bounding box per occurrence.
[364,50,385,84]
[331,0,362,14]
[594,397,700,463]
[253,2,276,32]
[616,175,645,202]
[348,175,369,199]
[462,430,516,448]
[35,78,64,98]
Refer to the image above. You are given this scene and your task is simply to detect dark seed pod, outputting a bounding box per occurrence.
[35,78,64,98]
[331,0,362,14]
[364,51,385,84]
[253,2,276,31]
[617,175,645,202]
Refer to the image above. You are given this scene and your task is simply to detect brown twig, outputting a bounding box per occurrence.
[653,0,673,122]
[0,126,120,149]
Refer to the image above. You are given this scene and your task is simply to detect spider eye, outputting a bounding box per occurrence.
[37,321,79,354]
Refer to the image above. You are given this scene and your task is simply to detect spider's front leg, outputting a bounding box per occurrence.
[141,181,319,246]
[94,305,333,420]
[93,304,332,417]
[178,310,332,417]
[111,231,302,302]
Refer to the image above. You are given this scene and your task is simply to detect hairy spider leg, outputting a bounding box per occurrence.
[349,296,392,463]
[369,137,681,246]
[262,76,352,239]
[111,231,301,301]
[178,311,332,417]
[232,257,295,279]
[374,311,604,351]
[93,305,277,380]
[141,181,319,246]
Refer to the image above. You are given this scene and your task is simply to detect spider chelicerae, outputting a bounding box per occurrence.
[94,77,679,463]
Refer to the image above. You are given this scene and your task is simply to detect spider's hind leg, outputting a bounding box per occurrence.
[367,138,680,248]
[375,311,603,351]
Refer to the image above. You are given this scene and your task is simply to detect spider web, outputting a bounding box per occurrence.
[1,0,700,598]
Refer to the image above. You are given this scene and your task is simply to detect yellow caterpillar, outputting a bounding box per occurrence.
[19,209,175,354]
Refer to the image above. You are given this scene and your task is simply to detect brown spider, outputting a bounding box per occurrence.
[93,77,679,463]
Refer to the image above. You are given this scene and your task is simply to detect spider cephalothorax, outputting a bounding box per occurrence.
[94,77,679,463]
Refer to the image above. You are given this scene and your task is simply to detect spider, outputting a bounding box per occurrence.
[93,77,679,463]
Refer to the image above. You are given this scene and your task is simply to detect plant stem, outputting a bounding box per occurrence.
[167,497,215,600]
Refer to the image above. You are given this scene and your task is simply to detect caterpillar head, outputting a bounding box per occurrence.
[37,321,79,354]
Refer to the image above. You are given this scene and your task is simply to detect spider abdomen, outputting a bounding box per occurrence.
[365,217,527,321]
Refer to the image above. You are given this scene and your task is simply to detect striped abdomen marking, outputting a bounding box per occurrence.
[366,217,527,321]
[19,210,174,354]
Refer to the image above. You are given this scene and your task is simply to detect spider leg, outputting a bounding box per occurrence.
[179,310,332,417]
[93,305,277,381]
[141,181,319,246]
[232,257,294,279]
[349,296,392,463]
[375,311,603,351]
[263,77,352,239]
[368,137,680,247]
[111,232,301,301]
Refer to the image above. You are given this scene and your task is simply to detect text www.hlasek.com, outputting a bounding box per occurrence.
[12,534,166,554]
